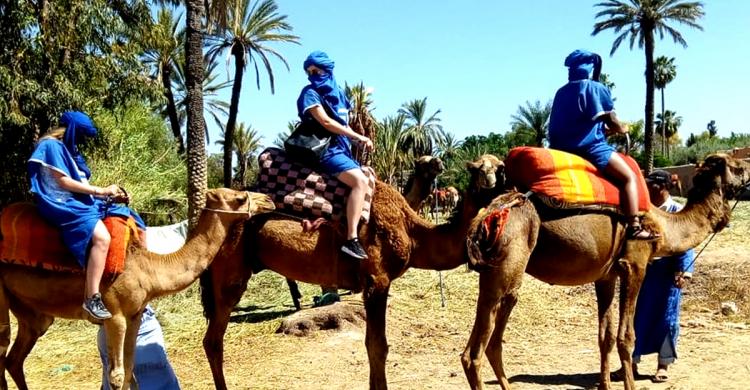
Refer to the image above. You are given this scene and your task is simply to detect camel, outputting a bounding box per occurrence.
[0,189,275,390]
[445,186,460,213]
[403,155,445,210]
[200,155,505,390]
[461,153,750,390]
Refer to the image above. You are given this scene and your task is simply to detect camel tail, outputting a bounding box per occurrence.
[466,192,530,272]
[199,270,216,320]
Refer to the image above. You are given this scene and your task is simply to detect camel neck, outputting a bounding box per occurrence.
[655,190,727,256]
[144,211,238,298]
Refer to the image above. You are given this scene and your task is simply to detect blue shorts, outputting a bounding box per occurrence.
[575,142,615,171]
[319,135,360,176]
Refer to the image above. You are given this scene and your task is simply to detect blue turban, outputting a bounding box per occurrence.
[302,51,350,114]
[60,111,98,178]
[564,50,602,82]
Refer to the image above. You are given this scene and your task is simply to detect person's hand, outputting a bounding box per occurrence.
[674,273,690,288]
[103,184,121,197]
[356,135,374,152]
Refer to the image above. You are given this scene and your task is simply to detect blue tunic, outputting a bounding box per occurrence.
[633,198,695,363]
[548,79,616,170]
[296,85,359,175]
[28,138,144,267]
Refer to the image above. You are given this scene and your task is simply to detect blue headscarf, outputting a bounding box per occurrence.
[60,111,98,178]
[564,50,602,82]
[303,51,351,114]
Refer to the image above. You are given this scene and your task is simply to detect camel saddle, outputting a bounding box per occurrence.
[0,202,142,275]
[505,146,650,213]
[254,147,376,223]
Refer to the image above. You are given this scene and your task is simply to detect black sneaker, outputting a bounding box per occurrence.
[83,293,112,320]
[341,238,368,260]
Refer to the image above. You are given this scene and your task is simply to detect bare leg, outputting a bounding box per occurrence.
[604,154,639,218]
[363,276,390,390]
[86,221,111,299]
[595,277,617,390]
[337,169,369,240]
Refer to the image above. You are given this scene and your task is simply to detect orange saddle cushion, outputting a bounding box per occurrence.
[505,147,650,212]
[0,203,141,275]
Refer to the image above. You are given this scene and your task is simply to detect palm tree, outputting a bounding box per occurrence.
[273,121,296,149]
[435,129,463,161]
[655,109,682,157]
[373,115,407,186]
[592,0,705,172]
[173,54,232,142]
[599,72,616,92]
[205,0,299,187]
[345,82,377,164]
[184,0,208,228]
[216,122,263,187]
[398,97,442,158]
[654,56,677,154]
[509,100,552,147]
[142,7,185,154]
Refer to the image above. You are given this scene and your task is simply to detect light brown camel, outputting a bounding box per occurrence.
[403,155,445,210]
[200,155,505,390]
[0,189,275,390]
[461,153,750,390]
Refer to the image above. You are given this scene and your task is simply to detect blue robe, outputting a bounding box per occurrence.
[633,198,695,363]
[28,138,144,267]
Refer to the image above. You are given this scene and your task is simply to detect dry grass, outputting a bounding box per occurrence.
[7,202,750,389]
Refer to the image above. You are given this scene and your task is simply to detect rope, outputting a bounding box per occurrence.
[684,195,744,271]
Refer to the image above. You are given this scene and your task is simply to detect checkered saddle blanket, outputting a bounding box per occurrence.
[254,148,375,222]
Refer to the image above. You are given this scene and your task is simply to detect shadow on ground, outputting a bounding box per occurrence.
[230,305,296,323]
[505,372,600,389]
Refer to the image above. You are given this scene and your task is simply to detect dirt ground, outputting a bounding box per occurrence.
[11,242,750,390]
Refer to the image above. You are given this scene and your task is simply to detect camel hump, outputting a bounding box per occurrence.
[505,146,650,213]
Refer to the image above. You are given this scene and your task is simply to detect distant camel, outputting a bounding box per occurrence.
[200,155,504,390]
[403,156,445,210]
[462,153,750,390]
[0,189,275,390]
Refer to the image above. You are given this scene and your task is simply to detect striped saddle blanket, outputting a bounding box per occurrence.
[0,203,142,275]
[505,147,650,212]
[255,148,375,222]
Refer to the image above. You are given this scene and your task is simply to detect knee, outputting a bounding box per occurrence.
[353,172,368,191]
[93,230,111,249]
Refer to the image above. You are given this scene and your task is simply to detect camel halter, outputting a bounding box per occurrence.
[200,191,255,217]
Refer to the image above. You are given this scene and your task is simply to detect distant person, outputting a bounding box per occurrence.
[27,111,144,320]
[630,170,695,383]
[548,49,657,240]
[295,50,374,259]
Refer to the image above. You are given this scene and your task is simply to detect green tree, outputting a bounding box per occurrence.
[273,121,296,148]
[654,56,677,155]
[142,7,185,154]
[707,120,718,137]
[345,82,377,164]
[206,0,299,187]
[655,110,682,158]
[398,97,442,158]
[372,115,408,185]
[435,129,463,161]
[509,100,552,147]
[216,122,263,187]
[593,0,705,172]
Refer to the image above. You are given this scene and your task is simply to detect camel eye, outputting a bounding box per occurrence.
[236,195,247,204]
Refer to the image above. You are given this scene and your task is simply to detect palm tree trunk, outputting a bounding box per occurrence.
[185,0,208,230]
[223,45,245,188]
[643,29,656,173]
[162,64,185,155]
[237,153,247,187]
[660,88,666,157]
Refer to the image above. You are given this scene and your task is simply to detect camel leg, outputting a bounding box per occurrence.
[484,292,519,390]
[0,287,10,390]
[615,247,649,390]
[121,312,143,390]
[594,277,618,390]
[5,311,53,390]
[363,278,391,390]
[103,315,127,390]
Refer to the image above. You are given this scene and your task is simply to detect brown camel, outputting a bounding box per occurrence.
[461,153,750,390]
[200,155,505,390]
[0,189,275,390]
[403,155,445,210]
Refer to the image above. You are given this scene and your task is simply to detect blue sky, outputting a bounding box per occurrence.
[201,1,750,154]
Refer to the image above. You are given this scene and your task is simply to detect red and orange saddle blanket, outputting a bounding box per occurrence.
[0,203,142,275]
[255,148,376,224]
[505,147,650,213]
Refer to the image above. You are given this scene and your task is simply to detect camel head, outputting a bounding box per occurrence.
[466,154,504,191]
[692,153,750,201]
[203,189,275,220]
[414,155,445,180]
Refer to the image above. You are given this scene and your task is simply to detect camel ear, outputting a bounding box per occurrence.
[466,160,482,170]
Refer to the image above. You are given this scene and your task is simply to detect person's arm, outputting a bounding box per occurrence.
[600,111,628,135]
[308,106,374,151]
[47,168,119,197]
